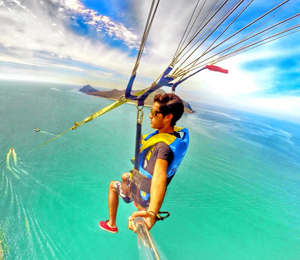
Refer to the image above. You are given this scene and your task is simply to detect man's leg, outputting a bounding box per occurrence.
[100,179,131,233]
[107,181,118,228]
[121,172,130,181]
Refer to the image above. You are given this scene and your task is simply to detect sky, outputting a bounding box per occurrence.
[0,0,300,123]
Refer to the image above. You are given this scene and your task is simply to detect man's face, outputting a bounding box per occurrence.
[149,102,165,129]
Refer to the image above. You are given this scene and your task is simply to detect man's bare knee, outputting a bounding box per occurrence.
[121,172,129,181]
[109,181,117,191]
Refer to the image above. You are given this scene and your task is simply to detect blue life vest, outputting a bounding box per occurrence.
[130,126,189,208]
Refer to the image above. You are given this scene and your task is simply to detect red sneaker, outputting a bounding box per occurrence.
[99,221,118,233]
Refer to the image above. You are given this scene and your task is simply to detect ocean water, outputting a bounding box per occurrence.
[0,81,300,260]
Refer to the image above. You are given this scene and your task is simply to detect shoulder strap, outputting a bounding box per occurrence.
[140,126,186,153]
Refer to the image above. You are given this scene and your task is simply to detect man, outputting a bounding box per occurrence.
[99,93,189,233]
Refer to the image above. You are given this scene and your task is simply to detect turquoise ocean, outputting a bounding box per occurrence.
[0,81,300,260]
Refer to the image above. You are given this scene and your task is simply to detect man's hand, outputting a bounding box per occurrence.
[128,211,157,233]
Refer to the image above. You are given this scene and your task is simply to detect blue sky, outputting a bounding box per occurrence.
[0,0,300,123]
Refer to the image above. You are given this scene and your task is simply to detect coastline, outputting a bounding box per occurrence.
[80,85,195,113]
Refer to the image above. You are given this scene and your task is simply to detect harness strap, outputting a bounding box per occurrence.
[130,168,151,194]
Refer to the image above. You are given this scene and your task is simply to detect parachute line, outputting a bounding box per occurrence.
[126,0,160,100]
[168,0,299,81]
[173,0,247,77]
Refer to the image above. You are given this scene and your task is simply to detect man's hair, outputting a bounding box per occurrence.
[154,93,184,126]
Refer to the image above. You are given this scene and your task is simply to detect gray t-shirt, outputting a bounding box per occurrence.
[142,132,180,176]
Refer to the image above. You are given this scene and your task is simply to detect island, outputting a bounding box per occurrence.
[79,84,194,113]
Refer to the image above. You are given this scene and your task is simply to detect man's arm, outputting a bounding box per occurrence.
[128,159,168,232]
[148,158,168,215]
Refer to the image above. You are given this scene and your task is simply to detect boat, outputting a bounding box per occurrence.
[34,128,41,132]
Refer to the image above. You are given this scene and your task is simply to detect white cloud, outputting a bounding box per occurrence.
[0,0,142,80]
[235,96,300,123]
[0,0,299,122]
[88,15,138,49]
[61,0,139,48]
[63,0,84,12]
